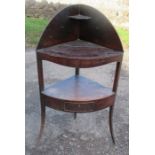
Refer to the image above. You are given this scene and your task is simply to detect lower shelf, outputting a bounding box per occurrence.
[41,76,115,112]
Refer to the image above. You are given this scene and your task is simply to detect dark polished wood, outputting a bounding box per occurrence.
[38,96,46,140]
[74,112,77,119]
[37,4,123,51]
[75,68,79,75]
[41,76,115,112]
[42,76,114,102]
[109,105,115,144]
[69,14,91,20]
[36,4,124,144]
[37,39,123,68]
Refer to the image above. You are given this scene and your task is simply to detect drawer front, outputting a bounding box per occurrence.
[64,101,96,112]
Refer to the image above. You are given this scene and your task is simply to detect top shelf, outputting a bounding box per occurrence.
[37,39,123,68]
[69,14,91,20]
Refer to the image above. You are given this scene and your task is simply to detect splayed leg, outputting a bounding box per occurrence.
[109,106,115,144]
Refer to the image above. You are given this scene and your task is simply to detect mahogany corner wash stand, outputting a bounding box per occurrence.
[36,4,124,144]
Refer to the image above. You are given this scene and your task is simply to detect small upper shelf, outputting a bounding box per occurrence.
[69,14,91,20]
[37,39,123,68]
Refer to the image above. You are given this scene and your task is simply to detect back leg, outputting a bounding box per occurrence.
[74,112,77,119]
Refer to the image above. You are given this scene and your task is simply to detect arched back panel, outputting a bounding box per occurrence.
[37,5,79,49]
[37,4,123,52]
[79,5,123,51]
